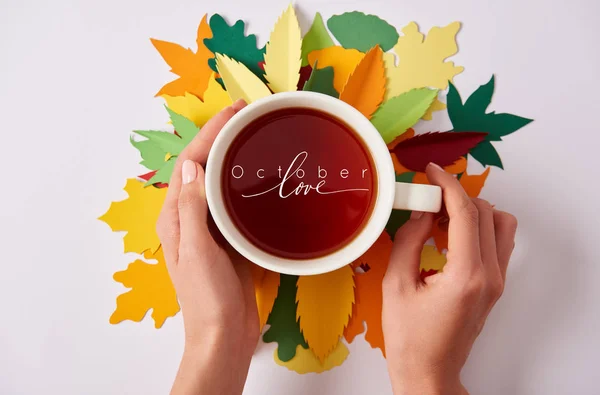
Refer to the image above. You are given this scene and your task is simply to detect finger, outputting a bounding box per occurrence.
[493,210,518,281]
[178,160,212,260]
[385,212,434,291]
[472,198,499,269]
[157,102,245,265]
[425,163,481,270]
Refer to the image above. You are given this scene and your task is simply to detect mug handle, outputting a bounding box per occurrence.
[393,182,442,213]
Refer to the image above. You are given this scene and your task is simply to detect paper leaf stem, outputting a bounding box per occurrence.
[301,13,334,66]
[392,131,488,172]
[296,266,355,362]
[371,88,438,143]
[339,46,386,119]
[327,12,399,52]
[216,54,272,103]
[110,247,179,328]
[264,4,302,92]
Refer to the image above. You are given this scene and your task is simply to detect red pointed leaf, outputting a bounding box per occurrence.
[297,65,313,90]
[392,132,488,172]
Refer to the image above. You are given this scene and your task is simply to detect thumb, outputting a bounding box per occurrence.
[178,159,212,254]
[384,212,434,291]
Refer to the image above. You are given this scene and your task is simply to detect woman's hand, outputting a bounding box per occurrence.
[382,163,518,395]
[157,100,258,395]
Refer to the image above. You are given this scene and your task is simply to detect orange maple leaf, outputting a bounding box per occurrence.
[344,231,393,356]
[151,15,213,98]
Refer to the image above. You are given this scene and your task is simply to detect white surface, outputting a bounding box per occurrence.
[206,91,400,276]
[0,0,599,394]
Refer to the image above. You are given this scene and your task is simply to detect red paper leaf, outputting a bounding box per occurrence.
[392,131,488,172]
[138,171,169,189]
[297,65,313,90]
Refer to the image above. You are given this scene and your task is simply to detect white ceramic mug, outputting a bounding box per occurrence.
[205,91,441,276]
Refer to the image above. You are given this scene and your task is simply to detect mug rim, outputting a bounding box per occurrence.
[205,91,395,276]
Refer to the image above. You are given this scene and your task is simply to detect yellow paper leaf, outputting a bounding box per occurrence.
[110,247,180,328]
[385,21,464,118]
[263,4,302,92]
[216,54,272,103]
[420,245,447,272]
[152,15,213,98]
[307,47,365,93]
[162,74,233,127]
[339,46,386,119]
[422,98,446,120]
[274,341,349,374]
[296,266,355,362]
[99,179,167,254]
[250,265,280,331]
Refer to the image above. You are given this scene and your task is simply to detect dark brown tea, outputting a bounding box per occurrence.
[222,108,377,260]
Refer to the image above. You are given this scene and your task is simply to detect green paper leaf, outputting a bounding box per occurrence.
[263,274,308,362]
[132,130,185,156]
[448,77,533,147]
[145,157,177,186]
[204,14,266,80]
[130,137,167,171]
[165,106,199,145]
[302,63,338,97]
[371,88,438,143]
[301,12,334,67]
[327,12,399,52]
[469,141,504,169]
[385,172,415,238]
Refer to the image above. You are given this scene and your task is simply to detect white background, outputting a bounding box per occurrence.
[1,0,599,393]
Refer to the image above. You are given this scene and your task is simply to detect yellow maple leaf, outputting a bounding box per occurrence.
[99,179,166,254]
[250,264,280,331]
[307,47,365,93]
[274,341,349,374]
[162,74,233,127]
[384,21,464,119]
[110,247,180,328]
[296,265,355,362]
[420,245,447,272]
[151,15,213,98]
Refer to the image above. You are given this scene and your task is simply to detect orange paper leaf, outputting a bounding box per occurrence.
[344,231,393,355]
[461,168,491,198]
[296,266,355,362]
[307,47,364,92]
[151,15,213,98]
[253,267,280,331]
[339,46,386,119]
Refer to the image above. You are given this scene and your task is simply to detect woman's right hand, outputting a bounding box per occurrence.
[382,163,518,395]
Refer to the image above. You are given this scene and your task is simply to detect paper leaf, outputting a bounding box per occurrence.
[371,88,438,143]
[151,15,213,98]
[345,232,393,354]
[204,14,266,80]
[138,171,168,189]
[307,47,364,92]
[162,75,232,129]
[250,265,281,331]
[110,247,179,328]
[302,64,338,97]
[423,98,446,121]
[165,106,198,145]
[99,179,167,254]
[460,168,491,198]
[469,140,503,169]
[296,266,355,362]
[132,130,185,156]
[274,341,349,374]
[216,54,272,103]
[392,131,488,172]
[448,77,533,142]
[301,13,334,67]
[386,173,415,238]
[385,22,464,100]
[145,157,176,186]
[263,275,308,362]
[420,245,447,272]
[130,137,167,171]
[263,4,302,92]
[339,46,386,119]
[297,65,312,90]
[327,12,399,52]
[430,217,449,252]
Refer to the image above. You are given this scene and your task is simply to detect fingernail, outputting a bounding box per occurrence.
[411,211,423,220]
[428,162,444,172]
[182,160,197,184]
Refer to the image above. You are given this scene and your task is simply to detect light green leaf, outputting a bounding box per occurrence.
[132,130,185,156]
[130,137,167,171]
[327,12,399,52]
[301,13,334,67]
[371,88,438,143]
[165,106,199,145]
[145,157,177,186]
